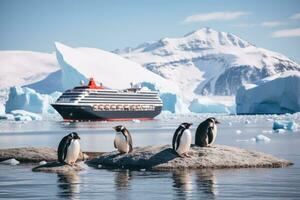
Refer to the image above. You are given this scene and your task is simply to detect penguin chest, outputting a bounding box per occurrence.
[176,130,192,155]
[209,126,217,145]
[115,133,129,153]
[65,139,80,164]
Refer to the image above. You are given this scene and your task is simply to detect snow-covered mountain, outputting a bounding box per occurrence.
[117,27,300,95]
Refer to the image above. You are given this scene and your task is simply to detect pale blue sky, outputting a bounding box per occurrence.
[1,0,300,62]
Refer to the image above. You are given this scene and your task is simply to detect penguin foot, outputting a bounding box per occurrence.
[184,153,192,158]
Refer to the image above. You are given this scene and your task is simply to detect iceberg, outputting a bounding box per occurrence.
[11,110,42,121]
[188,96,235,114]
[252,134,271,143]
[236,71,300,114]
[273,120,298,131]
[5,86,61,114]
[0,103,4,115]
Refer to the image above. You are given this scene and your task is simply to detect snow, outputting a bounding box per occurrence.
[236,71,300,114]
[119,27,300,96]
[55,42,178,94]
[5,86,61,114]
[0,51,58,89]
[273,120,298,131]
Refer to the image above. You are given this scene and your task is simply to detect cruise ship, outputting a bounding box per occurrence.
[51,78,163,121]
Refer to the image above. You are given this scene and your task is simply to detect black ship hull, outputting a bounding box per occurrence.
[51,104,162,121]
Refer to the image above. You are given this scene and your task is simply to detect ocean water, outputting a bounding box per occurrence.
[0,114,300,199]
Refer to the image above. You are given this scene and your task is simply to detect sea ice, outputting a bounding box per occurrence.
[236,130,242,135]
[11,110,42,121]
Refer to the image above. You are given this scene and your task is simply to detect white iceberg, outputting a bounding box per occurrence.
[0,103,4,115]
[5,86,61,114]
[236,71,300,114]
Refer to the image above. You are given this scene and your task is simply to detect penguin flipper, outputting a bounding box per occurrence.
[57,136,71,163]
[114,139,117,149]
[207,128,214,144]
[176,130,184,150]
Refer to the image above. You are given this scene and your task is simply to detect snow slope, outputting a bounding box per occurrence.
[236,71,300,114]
[118,27,300,96]
[0,51,58,89]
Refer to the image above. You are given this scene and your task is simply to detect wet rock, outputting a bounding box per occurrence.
[88,145,292,170]
[32,161,86,173]
[0,147,90,163]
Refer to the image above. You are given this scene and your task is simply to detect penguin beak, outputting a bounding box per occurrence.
[75,135,80,139]
[215,120,220,124]
[113,126,117,131]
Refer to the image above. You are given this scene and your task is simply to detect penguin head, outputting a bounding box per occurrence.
[113,125,125,133]
[206,118,220,127]
[69,132,80,140]
[180,122,193,129]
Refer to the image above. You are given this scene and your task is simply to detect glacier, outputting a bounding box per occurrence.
[236,71,300,114]
[5,86,61,114]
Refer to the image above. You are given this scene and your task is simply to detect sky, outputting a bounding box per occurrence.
[1,0,300,62]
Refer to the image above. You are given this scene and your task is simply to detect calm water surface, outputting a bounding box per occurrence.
[0,114,300,199]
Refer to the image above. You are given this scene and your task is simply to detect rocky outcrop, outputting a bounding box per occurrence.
[0,147,96,163]
[88,145,292,170]
[32,162,86,173]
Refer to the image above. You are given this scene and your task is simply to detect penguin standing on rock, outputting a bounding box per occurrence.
[58,132,81,165]
[195,118,220,147]
[113,125,133,154]
[172,123,193,158]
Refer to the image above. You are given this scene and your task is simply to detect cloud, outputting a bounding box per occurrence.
[260,21,285,27]
[231,23,256,28]
[184,11,251,23]
[290,12,300,20]
[271,28,300,38]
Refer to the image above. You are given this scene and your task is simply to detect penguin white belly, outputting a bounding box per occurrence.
[65,139,80,164]
[176,129,192,155]
[115,134,129,153]
[210,126,217,145]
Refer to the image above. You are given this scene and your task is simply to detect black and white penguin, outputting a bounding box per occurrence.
[57,132,81,165]
[172,122,193,158]
[195,118,220,147]
[113,125,133,154]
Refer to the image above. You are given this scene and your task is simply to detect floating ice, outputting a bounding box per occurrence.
[236,130,242,135]
[39,161,47,165]
[274,129,286,134]
[236,71,300,114]
[1,158,20,165]
[132,119,141,123]
[0,113,15,120]
[273,120,298,131]
[252,134,271,143]
[11,110,42,121]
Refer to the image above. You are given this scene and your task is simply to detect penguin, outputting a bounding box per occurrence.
[57,132,81,165]
[113,125,133,154]
[195,117,220,147]
[172,122,193,158]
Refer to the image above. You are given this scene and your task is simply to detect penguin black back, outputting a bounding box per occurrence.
[195,118,218,147]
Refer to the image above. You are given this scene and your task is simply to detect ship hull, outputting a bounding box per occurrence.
[52,104,162,121]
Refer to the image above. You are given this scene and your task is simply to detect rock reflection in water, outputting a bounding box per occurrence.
[57,172,80,200]
[195,169,218,198]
